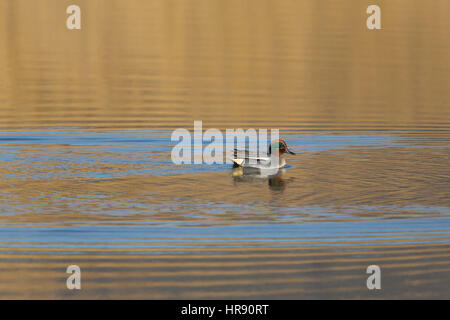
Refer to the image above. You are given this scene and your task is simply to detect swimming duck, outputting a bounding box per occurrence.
[231,139,295,170]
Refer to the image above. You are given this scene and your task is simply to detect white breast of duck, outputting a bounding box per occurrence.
[232,156,286,169]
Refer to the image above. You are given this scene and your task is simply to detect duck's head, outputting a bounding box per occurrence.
[269,139,295,156]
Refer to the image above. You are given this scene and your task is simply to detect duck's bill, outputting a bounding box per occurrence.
[287,148,295,155]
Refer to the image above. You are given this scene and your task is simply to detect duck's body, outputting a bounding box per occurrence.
[231,139,294,170]
[232,155,286,169]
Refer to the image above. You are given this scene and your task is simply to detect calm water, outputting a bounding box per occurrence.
[0,1,449,299]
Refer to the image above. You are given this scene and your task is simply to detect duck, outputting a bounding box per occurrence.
[231,139,295,170]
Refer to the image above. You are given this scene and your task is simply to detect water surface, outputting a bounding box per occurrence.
[0,0,449,299]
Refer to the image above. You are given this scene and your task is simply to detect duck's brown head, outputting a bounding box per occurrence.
[269,139,295,156]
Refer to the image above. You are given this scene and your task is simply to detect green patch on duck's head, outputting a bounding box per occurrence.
[275,142,284,148]
[269,139,295,155]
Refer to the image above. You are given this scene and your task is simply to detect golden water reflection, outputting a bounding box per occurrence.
[0,0,449,299]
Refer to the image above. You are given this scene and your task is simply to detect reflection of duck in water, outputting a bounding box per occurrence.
[231,139,295,173]
[267,172,286,191]
[232,167,288,191]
